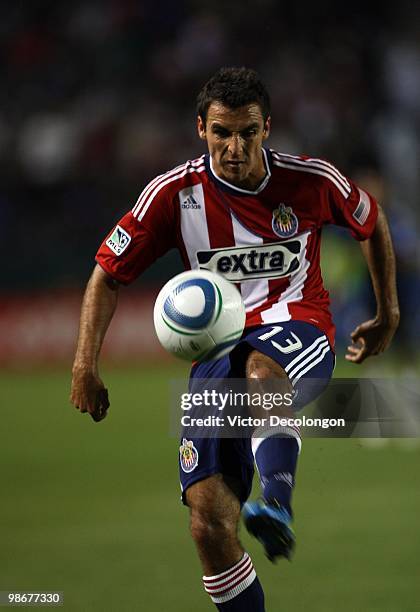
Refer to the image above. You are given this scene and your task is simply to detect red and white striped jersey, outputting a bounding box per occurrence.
[96,148,378,347]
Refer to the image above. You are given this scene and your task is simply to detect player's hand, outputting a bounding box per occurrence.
[345,314,399,364]
[70,365,110,422]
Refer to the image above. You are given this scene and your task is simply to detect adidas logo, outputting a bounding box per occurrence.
[181,195,201,209]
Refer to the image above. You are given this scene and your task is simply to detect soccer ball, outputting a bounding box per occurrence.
[153,270,246,362]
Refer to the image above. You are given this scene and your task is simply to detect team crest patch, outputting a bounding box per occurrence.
[179,438,199,473]
[272,204,299,238]
[106,225,131,255]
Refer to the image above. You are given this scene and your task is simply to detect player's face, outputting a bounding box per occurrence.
[197,102,271,190]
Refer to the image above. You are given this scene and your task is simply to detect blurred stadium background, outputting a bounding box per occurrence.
[1,1,419,610]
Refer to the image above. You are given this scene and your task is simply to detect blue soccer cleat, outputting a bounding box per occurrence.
[242,500,295,562]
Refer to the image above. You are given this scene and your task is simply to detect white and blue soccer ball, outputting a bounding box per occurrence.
[153,270,246,362]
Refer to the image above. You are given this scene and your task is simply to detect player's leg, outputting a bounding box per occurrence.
[180,353,267,609]
[246,350,299,514]
[186,474,265,611]
[238,321,335,561]
[243,350,299,560]
[187,474,243,575]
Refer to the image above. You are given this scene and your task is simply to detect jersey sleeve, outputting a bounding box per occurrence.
[323,168,378,240]
[95,180,176,284]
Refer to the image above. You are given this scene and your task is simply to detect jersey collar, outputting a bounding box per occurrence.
[205,148,272,196]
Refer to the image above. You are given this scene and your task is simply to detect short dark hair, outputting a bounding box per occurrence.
[196,67,271,123]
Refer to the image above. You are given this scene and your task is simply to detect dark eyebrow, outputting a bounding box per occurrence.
[241,123,260,131]
[211,122,260,132]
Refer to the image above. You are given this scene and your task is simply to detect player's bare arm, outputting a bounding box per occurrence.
[346,204,400,363]
[70,264,119,421]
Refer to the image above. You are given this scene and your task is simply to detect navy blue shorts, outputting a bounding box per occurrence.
[179,320,335,504]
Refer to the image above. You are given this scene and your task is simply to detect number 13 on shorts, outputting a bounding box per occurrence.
[258,326,303,354]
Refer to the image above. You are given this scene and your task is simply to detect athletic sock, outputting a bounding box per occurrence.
[203,552,265,611]
[253,435,300,515]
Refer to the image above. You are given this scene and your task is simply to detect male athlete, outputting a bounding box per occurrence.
[71,68,399,611]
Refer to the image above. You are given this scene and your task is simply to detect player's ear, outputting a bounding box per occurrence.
[262,116,271,140]
[197,115,207,140]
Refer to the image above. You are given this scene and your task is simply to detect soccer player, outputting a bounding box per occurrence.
[71,68,399,611]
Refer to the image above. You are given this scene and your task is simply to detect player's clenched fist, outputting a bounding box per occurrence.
[70,366,109,422]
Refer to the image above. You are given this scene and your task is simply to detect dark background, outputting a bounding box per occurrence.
[1,5,419,611]
[0,0,419,354]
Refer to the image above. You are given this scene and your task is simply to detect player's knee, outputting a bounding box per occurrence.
[246,350,285,380]
[248,364,272,379]
[190,512,236,549]
[246,350,293,405]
